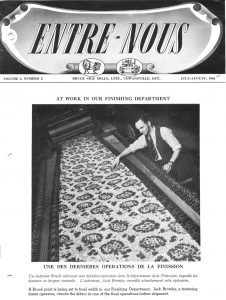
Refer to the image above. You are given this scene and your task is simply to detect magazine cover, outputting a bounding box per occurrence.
[0,1,226,300]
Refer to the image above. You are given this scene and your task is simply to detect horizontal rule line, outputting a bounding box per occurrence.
[0,82,225,84]
[0,80,226,84]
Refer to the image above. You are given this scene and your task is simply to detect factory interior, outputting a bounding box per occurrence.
[32,104,200,262]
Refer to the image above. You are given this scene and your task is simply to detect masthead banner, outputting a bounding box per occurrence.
[0,2,223,75]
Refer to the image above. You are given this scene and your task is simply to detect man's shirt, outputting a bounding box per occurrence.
[129,126,181,161]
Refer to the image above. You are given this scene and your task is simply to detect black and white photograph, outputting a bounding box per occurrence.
[32,104,200,262]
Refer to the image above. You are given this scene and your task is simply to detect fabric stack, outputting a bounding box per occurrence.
[47,106,96,145]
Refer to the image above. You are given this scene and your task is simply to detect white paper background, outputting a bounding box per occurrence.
[0,82,226,299]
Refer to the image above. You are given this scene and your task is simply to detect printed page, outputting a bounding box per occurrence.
[0,1,225,300]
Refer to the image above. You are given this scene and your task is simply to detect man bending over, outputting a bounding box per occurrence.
[111,113,182,175]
